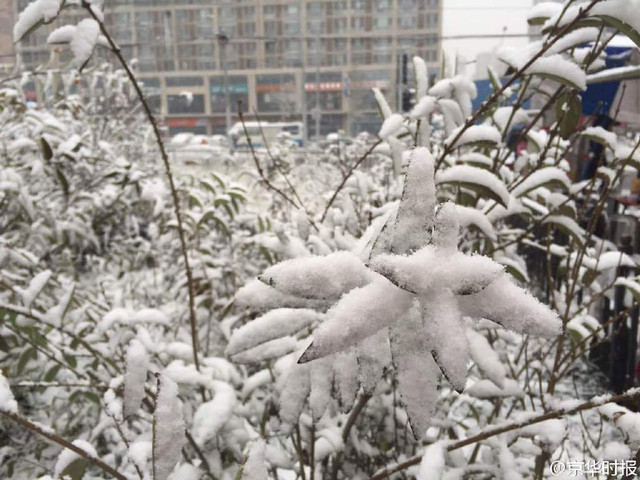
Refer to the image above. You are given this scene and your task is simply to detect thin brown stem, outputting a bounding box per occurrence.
[1,409,127,479]
[82,1,201,371]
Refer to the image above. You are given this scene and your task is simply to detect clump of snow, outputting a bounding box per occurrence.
[191,381,236,446]
[123,339,149,418]
[370,247,503,296]
[333,351,359,412]
[235,279,323,310]
[547,27,600,55]
[128,441,152,472]
[436,165,511,208]
[13,0,61,42]
[409,95,437,120]
[378,113,405,138]
[298,277,413,363]
[54,439,97,478]
[438,99,464,134]
[231,336,298,364]
[466,379,524,399]
[168,463,200,480]
[242,440,268,480]
[526,2,562,24]
[511,167,571,198]
[259,252,372,299]
[279,363,310,426]
[0,371,18,414]
[467,329,506,388]
[391,307,440,439]
[445,125,501,148]
[372,87,393,119]
[390,147,437,254]
[100,307,170,331]
[153,375,185,480]
[599,402,640,446]
[17,270,52,307]
[417,441,446,479]
[226,308,322,358]
[413,56,429,98]
[309,356,333,421]
[70,19,100,68]
[581,126,617,151]
[458,276,562,338]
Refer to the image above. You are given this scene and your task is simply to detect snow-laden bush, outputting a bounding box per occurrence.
[4,1,640,479]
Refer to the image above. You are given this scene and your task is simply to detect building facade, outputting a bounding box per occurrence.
[13,0,442,137]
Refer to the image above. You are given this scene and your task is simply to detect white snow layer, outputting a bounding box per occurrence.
[436,165,511,207]
[192,380,236,446]
[123,339,149,418]
[226,308,322,358]
[510,167,571,198]
[298,277,413,363]
[417,441,446,480]
[378,113,405,138]
[18,269,52,307]
[13,0,61,42]
[54,439,98,478]
[445,125,501,148]
[391,147,437,254]
[457,276,562,338]
[258,251,372,299]
[390,307,440,439]
[242,440,268,480]
[466,329,506,388]
[70,19,100,68]
[581,126,617,150]
[0,371,18,413]
[153,375,185,480]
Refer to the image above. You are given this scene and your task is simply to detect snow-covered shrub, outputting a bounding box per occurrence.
[4,1,640,479]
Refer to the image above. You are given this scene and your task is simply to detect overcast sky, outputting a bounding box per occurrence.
[442,0,534,76]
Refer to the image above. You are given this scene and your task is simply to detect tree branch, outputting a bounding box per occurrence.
[1,409,127,480]
[370,387,640,480]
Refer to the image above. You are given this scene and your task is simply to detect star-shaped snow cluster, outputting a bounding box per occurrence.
[243,147,561,438]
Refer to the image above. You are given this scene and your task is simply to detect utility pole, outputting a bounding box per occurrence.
[299,0,307,145]
[217,33,231,137]
[314,36,321,139]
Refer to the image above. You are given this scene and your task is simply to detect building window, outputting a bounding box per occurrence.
[210,76,249,113]
[165,76,204,87]
[256,74,296,113]
[168,94,205,114]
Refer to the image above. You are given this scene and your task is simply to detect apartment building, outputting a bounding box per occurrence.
[13,0,442,137]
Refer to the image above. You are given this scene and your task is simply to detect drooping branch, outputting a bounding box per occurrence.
[1,409,127,480]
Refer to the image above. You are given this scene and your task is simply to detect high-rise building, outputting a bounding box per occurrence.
[12,0,442,137]
[0,0,15,70]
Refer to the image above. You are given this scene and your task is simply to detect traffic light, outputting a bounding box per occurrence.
[402,90,413,112]
[401,53,409,85]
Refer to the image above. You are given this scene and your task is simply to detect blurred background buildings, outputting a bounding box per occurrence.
[10,0,443,137]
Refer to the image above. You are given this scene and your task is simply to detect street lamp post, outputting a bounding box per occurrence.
[217,33,231,138]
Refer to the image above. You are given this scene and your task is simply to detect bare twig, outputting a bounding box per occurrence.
[81,2,202,371]
[1,409,127,479]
